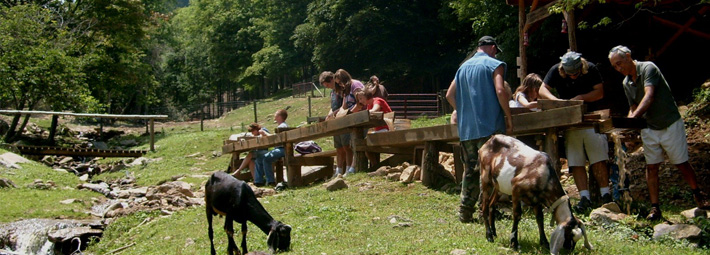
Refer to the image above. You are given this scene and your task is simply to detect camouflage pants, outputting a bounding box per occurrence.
[459,137,490,212]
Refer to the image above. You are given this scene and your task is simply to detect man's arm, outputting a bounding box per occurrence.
[446,79,457,110]
[571,83,604,102]
[538,83,559,100]
[629,86,655,118]
[493,66,513,134]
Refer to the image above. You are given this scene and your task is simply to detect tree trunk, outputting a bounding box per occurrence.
[4,114,21,143]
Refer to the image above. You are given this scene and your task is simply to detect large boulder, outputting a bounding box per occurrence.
[323,177,348,191]
[0,152,30,169]
[653,223,702,244]
[590,207,628,225]
[680,208,709,220]
[400,165,418,183]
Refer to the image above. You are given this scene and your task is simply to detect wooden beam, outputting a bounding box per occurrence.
[284,111,384,143]
[512,105,584,132]
[353,127,368,172]
[222,133,288,154]
[594,117,647,133]
[544,127,561,176]
[538,99,583,110]
[655,6,709,59]
[301,166,333,185]
[150,118,155,151]
[525,0,558,31]
[652,15,710,41]
[366,124,459,147]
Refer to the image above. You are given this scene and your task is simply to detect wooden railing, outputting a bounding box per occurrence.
[387,93,440,119]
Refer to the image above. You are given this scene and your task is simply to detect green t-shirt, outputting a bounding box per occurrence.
[622,61,680,130]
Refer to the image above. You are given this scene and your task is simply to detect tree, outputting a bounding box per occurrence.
[0,4,95,141]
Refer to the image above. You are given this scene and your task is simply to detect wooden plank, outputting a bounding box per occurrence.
[285,142,302,187]
[353,127,368,172]
[511,107,533,115]
[298,150,337,158]
[223,133,288,154]
[16,146,146,158]
[290,156,334,166]
[544,127,561,176]
[354,146,415,155]
[594,117,647,133]
[538,99,583,110]
[275,127,297,133]
[512,105,584,132]
[284,111,384,143]
[301,166,333,185]
[525,0,558,28]
[366,124,459,147]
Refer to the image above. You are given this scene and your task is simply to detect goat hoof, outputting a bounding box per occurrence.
[486,236,494,243]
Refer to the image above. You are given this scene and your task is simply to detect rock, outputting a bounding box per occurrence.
[129,157,150,167]
[79,174,89,182]
[253,188,277,197]
[680,208,709,220]
[0,178,17,188]
[401,162,410,169]
[590,207,627,225]
[653,223,702,242]
[27,179,55,190]
[387,166,403,174]
[54,168,69,174]
[323,177,348,191]
[400,165,418,183]
[77,183,111,196]
[48,226,103,242]
[601,202,622,213]
[185,238,195,247]
[146,181,194,200]
[212,151,222,157]
[42,155,56,165]
[58,157,74,165]
[413,168,421,181]
[386,172,401,181]
[60,199,77,205]
[103,202,128,218]
[368,166,389,177]
[186,152,201,158]
[0,152,30,165]
[450,249,468,255]
[75,163,91,172]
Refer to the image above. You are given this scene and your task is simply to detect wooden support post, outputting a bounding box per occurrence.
[149,118,155,151]
[518,0,528,83]
[308,96,312,118]
[544,127,560,176]
[564,10,577,51]
[352,127,368,173]
[98,118,103,138]
[48,114,58,146]
[285,142,302,187]
[421,141,439,188]
[201,107,204,132]
[275,159,284,183]
[253,101,258,123]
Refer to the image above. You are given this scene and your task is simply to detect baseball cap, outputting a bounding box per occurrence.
[478,36,502,53]
[560,51,583,74]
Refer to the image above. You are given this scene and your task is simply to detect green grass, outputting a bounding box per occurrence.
[0,148,101,223]
[85,174,705,255]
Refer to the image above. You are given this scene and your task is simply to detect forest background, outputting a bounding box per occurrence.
[2,0,709,128]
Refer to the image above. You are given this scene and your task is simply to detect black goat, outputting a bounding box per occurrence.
[206,171,291,255]
[479,135,592,254]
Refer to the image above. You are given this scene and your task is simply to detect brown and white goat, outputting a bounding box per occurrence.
[206,171,291,255]
[479,134,592,254]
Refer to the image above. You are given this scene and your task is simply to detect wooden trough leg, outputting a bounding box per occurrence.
[352,127,368,173]
[421,141,440,188]
[285,142,303,187]
[275,159,284,183]
[544,127,560,176]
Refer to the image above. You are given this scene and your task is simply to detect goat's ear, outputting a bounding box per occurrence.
[549,225,565,255]
[267,229,279,253]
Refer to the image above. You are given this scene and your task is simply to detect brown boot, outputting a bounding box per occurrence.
[693,189,710,210]
[646,206,663,221]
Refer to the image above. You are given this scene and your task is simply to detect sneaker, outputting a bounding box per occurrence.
[254,182,265,187]
[646,206,663,221]
[574,197,592,213]
[458,207,473,223]
[602,193,613,204]
[343,168,355,177]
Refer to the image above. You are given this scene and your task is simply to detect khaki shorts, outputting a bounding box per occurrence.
[641,118,689,165]
[333,133,351,149]
[564,128,609,167]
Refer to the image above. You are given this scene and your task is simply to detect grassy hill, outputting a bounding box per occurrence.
[1,88,708,254]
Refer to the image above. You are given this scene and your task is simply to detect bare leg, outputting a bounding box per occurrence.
[345,146,354,169]
[676,162,699,189]
[336,147,347,170]
[234,152,253,174]
[571,166,589,192]
[646,163,660,205]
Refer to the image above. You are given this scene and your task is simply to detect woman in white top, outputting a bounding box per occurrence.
[512,73,542,111]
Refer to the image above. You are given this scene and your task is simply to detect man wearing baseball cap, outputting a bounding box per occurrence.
[539,51,611,213]
[446,35,511,223]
